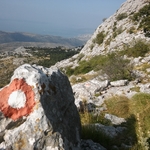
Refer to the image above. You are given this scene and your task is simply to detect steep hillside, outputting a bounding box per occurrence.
[55,0,150,69]
[53,0,150,149]
[80,0,150,58]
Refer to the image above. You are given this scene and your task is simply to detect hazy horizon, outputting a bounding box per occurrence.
[0,0,125,38]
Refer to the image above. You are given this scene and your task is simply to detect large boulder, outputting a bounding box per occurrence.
[72,79,109,108]
[0,64,81,150]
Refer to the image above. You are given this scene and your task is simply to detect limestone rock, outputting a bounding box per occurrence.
[110,80,128,87]
[105,114,126,125]
[140,83,150,94]
[72,79,109,110]
[0,64,81,150]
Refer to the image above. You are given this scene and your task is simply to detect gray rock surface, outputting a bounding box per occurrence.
[105,114,126,125]
[72,79,109,110]
[92,123,126,139]
[110,80,128,87]
[81,139,107,150]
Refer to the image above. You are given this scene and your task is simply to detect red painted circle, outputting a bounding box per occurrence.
[0,78,35,120]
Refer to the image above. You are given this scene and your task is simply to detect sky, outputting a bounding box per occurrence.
[0,0,125,38]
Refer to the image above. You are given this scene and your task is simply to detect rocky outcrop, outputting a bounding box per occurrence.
[72,79,110,112]
[104,114,126,125]
[0,64,81,150]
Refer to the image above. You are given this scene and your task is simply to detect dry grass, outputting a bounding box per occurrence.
[80,94,150,149]
[0,57,17,88]
[105,95,130,118]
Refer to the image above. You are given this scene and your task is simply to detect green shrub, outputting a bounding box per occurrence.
[105,37,111,46]
[100,53,134,81]
[66,52,134,81]
[66,54,107,76]
[113,27,123,38]
[93,32,105,45]
[130,93,150,115]
[90,44,94,50]
[116,13,128,21]
[127,26,136,34]
[81,93,150,149]
[76,53,84,62]
[122,40,150,57]
[65,66,75,76]
[80,111,111,126]
[131,3,150,37]
[130,86,140,92]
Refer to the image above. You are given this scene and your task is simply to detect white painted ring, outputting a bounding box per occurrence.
[8,90,26,109]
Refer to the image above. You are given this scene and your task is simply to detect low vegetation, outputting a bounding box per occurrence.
[113,26,123,38]
[81,125,113,149]
[25,46,80,67]
[131,3,150,37]
[105,95,130,118]
[81,93,150,149]
[127,26,137,34]
[121,39,150,57]
[92,31,105,45]
[0,58,16,88]
[116,13,128,21]
[66,52,134,81]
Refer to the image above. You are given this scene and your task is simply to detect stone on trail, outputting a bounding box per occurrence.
[0,64,81,150]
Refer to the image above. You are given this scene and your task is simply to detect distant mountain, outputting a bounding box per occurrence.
[0,31,85,47]
[77,34,92,42]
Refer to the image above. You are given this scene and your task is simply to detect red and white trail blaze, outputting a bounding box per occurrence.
[0,78,35,120]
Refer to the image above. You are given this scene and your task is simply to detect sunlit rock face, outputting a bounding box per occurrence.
[0,64,81,150]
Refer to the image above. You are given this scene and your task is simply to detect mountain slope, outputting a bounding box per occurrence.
[55,0,150,69]
[53,0,150,149]
[80,0,150,58]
